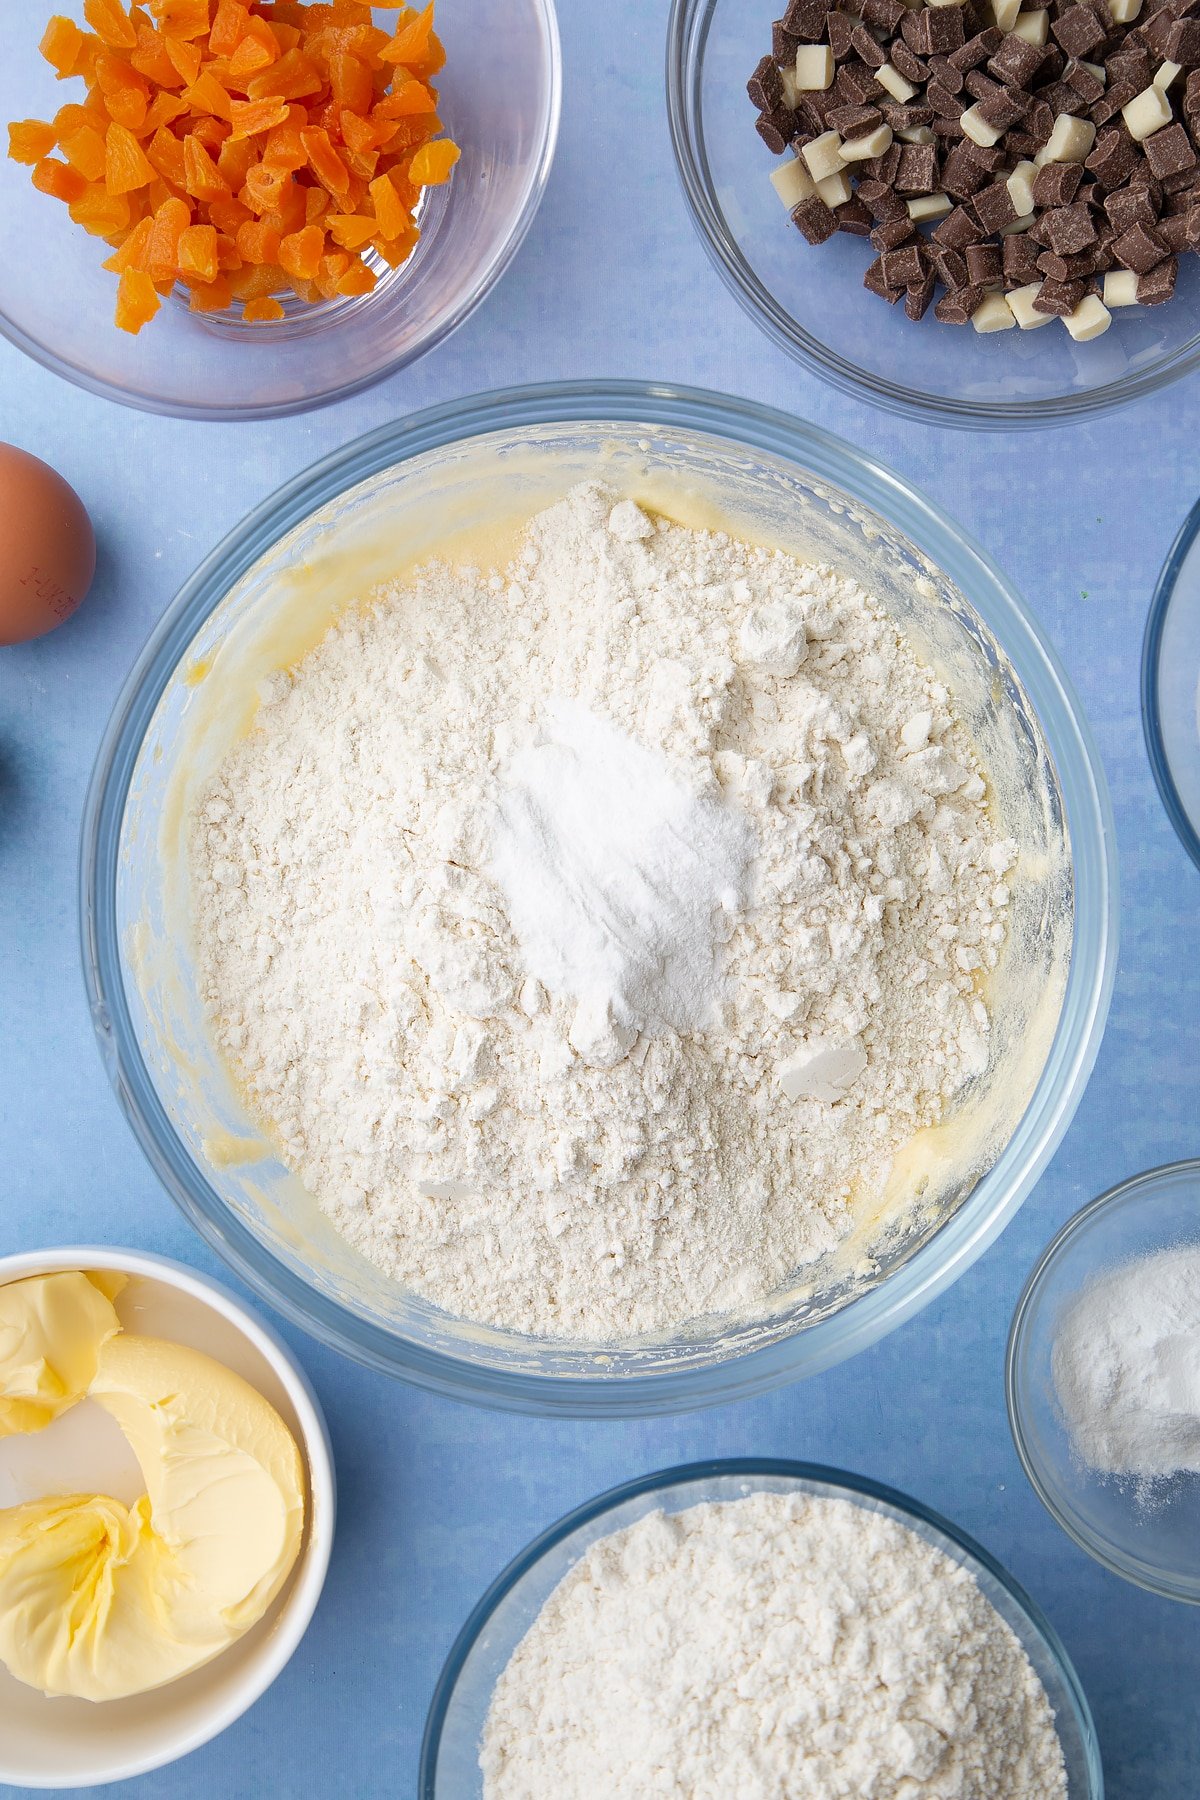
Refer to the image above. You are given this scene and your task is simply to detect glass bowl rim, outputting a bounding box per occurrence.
[80,376,1118,1416]
[1141,501,1200,875]
[1006,1156,1200,1603]
[418,1454,1104,1799]
[665,0,1200,431]
[0,0,562,423]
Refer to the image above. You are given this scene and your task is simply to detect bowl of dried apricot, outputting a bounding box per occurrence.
[0,1,561,418]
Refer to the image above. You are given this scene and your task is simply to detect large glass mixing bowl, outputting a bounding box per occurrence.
[81,381,1117,1414]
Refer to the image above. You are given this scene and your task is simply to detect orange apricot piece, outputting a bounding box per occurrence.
[115,265,160,331]
[151,0,212,41]
[188,274,234,311]
[408,137,457,185]
[228,96,289,140]
[147,124,187,186]
[207,0,250,56]
[69,182,132,234]
[145,193,190,275]
[278,222,324,280]
[177,220,219,281]
[164,35,203,84]
[335,258,374,296]
[325,211,375,249]
[183,133,227,198]
[367,168,406,239]
[61,122,108,179]
[242,296,285,321]
[40,16,88,76]
[32,155,90,202]
[235,217,282,262]
[105,120,156,192]
[7,120,58,165]
[301,126,349,194]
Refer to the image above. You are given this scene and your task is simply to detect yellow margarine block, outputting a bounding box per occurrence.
[0,1326,305,1701]
[0,1271,125,1437]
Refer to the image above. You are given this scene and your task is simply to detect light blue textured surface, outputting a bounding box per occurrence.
[2,4,1199,1795]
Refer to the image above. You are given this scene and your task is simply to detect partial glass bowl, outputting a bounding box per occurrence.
[0,3,560,419]
[1143,499,1200,873]
[1008,1160,1200,1603]
[82,379,1117,1416]
[667,0,1200,428]
[419,1458,1103,1798]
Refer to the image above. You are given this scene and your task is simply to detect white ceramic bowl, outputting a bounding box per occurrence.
[0,1246,335,1789]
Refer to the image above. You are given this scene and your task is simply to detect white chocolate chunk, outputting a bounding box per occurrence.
[998,213,1036,233]
[972,292,1016,332]
[1034,112,1097,164]
[1007,282,1055,328]
[1011,8,1049,43]
[1154,59,1182,89]
[802,129,845,180]
[780,67,801,109]
[795,43,835,90]
[1103,268,1141,307]
[1123,83,1172,140]
[1108,0,1142,21]
[816,169,853,206]
[961,103,1004,146]
[1063,294,1112,340]
[770,157,816,208]
[1006,160,1037,216]
[897,124,936,143]
[877,61,917,101]
[778,1037,868,1104]
[907,191,953,220]
[1082,60,1107,87]
[839,121,894,160]
[990,0,1022,27]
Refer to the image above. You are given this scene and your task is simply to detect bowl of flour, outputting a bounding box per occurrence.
[1009,1159,1200,1604]
[420,1459,1102,1798]
[82,381,1117,1413]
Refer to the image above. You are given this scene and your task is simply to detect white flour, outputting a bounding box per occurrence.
[479,1490,1068,1800]
[1053,1243,1200,1481]
[191,484,1014,1339]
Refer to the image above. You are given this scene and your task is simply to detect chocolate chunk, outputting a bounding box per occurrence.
[890,39,928,83]
[1137,252,1179,298]
[963,68,1002,102]
[1185,67,1200,114]
[977,84,1031,131]
[1187,200,1200,245]
[862,0,907,31]
[1064,57,1106,103]
[782,0,828,39]
[1144,120,1199,177]
[1163,163,1200,191]
[757,110,796,153]
[933,202,986,246]
[932,114,968,137]
[1003,230,1043,281]
[1160,207,1191,244]
[863,254,905,300]
[905,269,939,318]
[1024,98,1057,143]
[796,94,833,134]
[965,240,1003,282]
[1144,7,1179,56]
[828,11,857,59]
[934,282,985,321]
[881,242,929,285]
[827,103,885,135]
[773,21,801,63]
[880,101,935,129]
[902,4,965,57]
[929,53,967,94]
[988,34,1046,87]
[1033,201,1098,251]
[1037,246,1101,278]
[749,55,785,112]
[951,27,1003,71]
[1104,182,1160,228]
[1032,275,1089,312]
[1112,217,1171,266]
[835,62,884,103]
[792,193,840,242]
[1039,78,1089,114]
[837,195,876,234]
[927,79,966,116]
[895,142,940,192]
[850,23,888,66]
[863,141,903,183]
[932,243,970,285]
[1086,125,1141,187]
[972,180,1020,232]
[1053,4,1108,58]
[1033,159,1085,206]
[862,182,909,218]
[873,212,923,249]
[941,141,989,196]
[1106,47,1153,90]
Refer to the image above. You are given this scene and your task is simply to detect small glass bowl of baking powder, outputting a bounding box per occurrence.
[1143,502,1200,875]
[420,1459,1103,1798]
[1008,1160,1200,1603]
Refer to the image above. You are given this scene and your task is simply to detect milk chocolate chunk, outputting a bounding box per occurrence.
[851,24,889,66]
[1137,251,1179,295]
[941,140,990,193]
[896,142,940,189]
[965,240,1004,281]
[1053,5,1108,59]
[934,201,988,244]
[828,103,886,135]
[758,110,797,152]
[872,211,923,247]
[973,180,1020,229]
[905,269,939,317]
[1112,217,1171,264]
[1034,200,1098,249]
[828,12,857,60]
[902,5,965,56]
[837,194,876,232]
[1065,58,1107,102]
[1104,181,1160,226]
[863,253,906,298]
[773,21,801,63]
[1160,207,1192,242]
[1037,246,1101,276]
[952,28,1003,71]
[1086,125,1141,185]
[783,0,829,40]
[749,56,786,112]
[862,0,907,33]
[933,243,970,284]
[891,40,929,83]
[1003,229,1044,278]
[1144,119,1199,174]
[935,282,986,320]
[1033,157,1085,204]
[792,193,840,240]
[880,241,929,285]
[1032,274,1089,310]
[978,84,1032,130]
[930,53,967,94]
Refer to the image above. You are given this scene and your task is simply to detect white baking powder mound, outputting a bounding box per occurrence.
[191,483,1015,1340]
[479,1491,1068,1800]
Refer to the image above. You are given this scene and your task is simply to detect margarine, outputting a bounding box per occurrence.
[0,1278,306,1703]
[0,1270,125,1437]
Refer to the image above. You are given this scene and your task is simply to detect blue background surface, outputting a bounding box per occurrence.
[2,3,1199,1794]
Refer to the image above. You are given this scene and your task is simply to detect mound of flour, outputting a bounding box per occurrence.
[191,484,1013,1339]
[479,1491,1068,1800]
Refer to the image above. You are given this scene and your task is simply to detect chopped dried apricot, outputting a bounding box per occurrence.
[8,120,58,164]
[11,0,457,333]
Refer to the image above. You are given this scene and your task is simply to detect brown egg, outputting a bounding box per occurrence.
[0,443,96,646]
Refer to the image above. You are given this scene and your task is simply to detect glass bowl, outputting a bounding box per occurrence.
[667,0,1200,429]
[1008,1160,1200,1604]
[81,379,1117,1416]
[0,4,560,419]
[419,1458,1104,1799]
[1143,500,1200,873]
